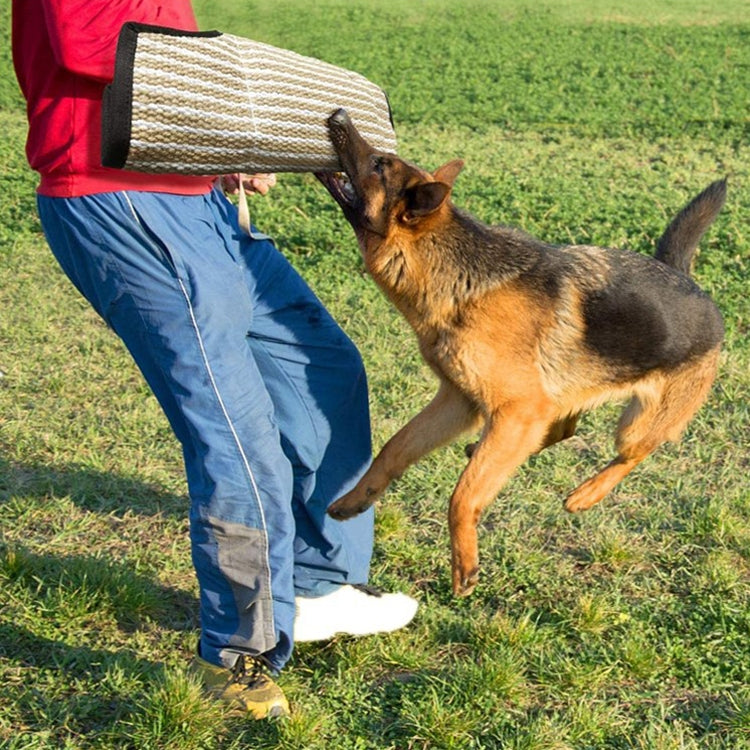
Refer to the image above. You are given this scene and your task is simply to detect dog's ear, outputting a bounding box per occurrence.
[401,159,463,224]
[433,159,464,187]
[402,181,451,224]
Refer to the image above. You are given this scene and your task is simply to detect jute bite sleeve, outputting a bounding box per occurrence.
[101,23,397,175]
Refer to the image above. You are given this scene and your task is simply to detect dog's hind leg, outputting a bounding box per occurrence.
[327,380,482,520]
[450,402,555,596]
[564,349,720,513]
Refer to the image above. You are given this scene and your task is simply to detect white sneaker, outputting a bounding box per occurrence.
[294,584,419,642]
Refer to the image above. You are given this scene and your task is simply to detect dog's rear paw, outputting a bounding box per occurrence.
[564,489,598,513]
[453,567,480,597]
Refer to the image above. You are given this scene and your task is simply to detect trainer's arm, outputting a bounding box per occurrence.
[40,0,198,81]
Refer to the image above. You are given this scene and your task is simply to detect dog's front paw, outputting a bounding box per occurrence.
[327,488,376,520]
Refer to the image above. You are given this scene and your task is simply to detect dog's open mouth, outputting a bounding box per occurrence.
[317,171,357,206]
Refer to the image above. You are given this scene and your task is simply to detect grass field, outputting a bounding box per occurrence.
[1,1,749,748]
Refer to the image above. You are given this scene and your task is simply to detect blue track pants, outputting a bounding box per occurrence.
[37,186,374,671]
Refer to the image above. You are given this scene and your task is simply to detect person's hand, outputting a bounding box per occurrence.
[221,173,277,196]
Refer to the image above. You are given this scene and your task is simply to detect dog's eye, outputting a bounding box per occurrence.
[372,156,387,174]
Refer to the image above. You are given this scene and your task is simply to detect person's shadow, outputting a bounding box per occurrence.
[0,455,188,519]
[0,544,201,733]
[0,456,200,736]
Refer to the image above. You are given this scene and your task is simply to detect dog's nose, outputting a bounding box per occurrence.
[328,108,350,126]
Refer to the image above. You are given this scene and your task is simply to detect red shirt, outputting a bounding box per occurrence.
[12,0,215,197]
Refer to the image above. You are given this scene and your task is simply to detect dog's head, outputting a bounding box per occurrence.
[316,109,463,249]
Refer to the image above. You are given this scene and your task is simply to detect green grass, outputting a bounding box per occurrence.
[1,1,749,747]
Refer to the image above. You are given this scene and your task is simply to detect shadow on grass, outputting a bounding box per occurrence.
[0,546,215,745]
[0,619,167,742]
[0,544,198,632]
[0,621,206,748]
[0,455,188,518]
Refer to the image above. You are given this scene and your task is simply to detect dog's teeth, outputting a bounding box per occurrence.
[335,173,355,201]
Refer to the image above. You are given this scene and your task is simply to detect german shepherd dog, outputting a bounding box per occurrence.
[317,109,726,596]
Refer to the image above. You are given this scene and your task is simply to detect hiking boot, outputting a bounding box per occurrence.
[190,651,290,719]
[294,583,418,642]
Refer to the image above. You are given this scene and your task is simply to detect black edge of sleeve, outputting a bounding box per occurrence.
[101,23,223,169]
[384,91,395,132]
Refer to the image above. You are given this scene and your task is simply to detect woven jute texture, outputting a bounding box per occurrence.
[116,29,397,174]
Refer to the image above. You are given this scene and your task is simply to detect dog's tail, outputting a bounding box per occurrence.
[654,179,727,275]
